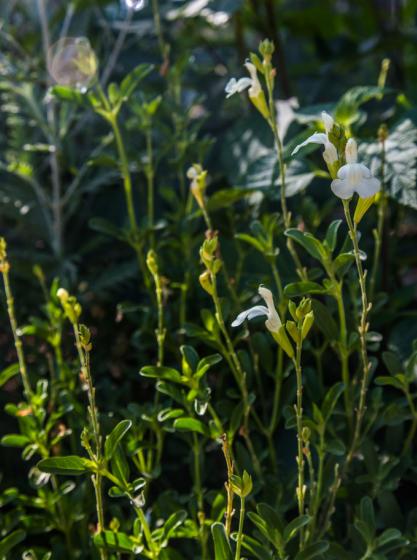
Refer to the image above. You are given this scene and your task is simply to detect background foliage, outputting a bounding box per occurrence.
[1,1,417,559]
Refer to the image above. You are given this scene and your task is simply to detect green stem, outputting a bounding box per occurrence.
[234,496,246,560]
[210,277,262,477]
[264,72,306,281]
[145,127,155,248]
[72,324,107,559]
[343,201,371,464]
[0,260,33,399]
[293,338,305,547]
[192,433,208,560]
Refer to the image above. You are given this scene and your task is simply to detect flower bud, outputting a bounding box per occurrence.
[146,249,159,276]
[199,271,214,295]
[301,311,314,340]
[286,320,300,344]
[271,325,294,359]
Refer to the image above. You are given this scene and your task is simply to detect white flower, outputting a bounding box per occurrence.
[225,62,261,99]
[225,76,252,98]
[291,111,338,164]
[231,286,281,334]
[331,138,380,200]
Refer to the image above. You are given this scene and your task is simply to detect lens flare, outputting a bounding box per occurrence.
[48,37,98,89]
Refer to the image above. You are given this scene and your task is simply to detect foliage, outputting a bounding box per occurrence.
[1,1,417,559]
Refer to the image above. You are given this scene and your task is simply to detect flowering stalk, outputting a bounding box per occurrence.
[200,237,262,476]
[369,125,388,300]
[286,298,314,548]
[57,289,107,559]
[146,250,166,366]
[0,239,33,400]
[252,41,306,280]
[230,471,252,560]
[221,434,235,536]
[342,203,372,464]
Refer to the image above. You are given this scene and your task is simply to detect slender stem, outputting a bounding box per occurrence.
[151,0,168,65]
[72,324,107,558]
[234,496,245,560]
[293,338,305,547]
[109,115,138,233]
[221,434,235,536]
[264,71,306,281]
[402,388,417,455]
[0,258,33,399]
[210,277,262,477]
[192,434,208,560]
[37,0,63,257]
[343,201,371,464]
[145,126,155,248]
[369,138,386,300]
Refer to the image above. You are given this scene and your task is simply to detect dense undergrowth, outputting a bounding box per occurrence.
[1,1,417,559]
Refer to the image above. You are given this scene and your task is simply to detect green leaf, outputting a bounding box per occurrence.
[1,434,31,448]
[310,299,338,341]
[160,510,188,543]
[375,528,402,549]
[89,217,127,241]
[334,253,355,277]
[284,281,327,297]
[50,85,88,106]
[94,530,141,553]
[321,382,345,421]
[235,233,266,254]
[105,420,132,461]
[207,187,256,211]
[294,540,329,559]
[173,417,208,436]
[335,86,387,126]
[140,366,183,384]
[375,376,405,391]
[37,456,93,476]
[0,363,19,388]
[360,119,417,210]
[285,229,324,261]
[324,220,342,252]
[283,515,311,543]
[120,64,153,98]
[382,351,403,376]
[0,529,26,556]
[211,522,233,560]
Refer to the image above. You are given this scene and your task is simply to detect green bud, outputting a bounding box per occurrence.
[288,300,297,321]
[199,271,214,295]
[271,325,294,359]
[301,426,311,443]
[146,249,159,276]
[230,470,252,498]
[301,311,314,340]
[259,39,275,61]
[286,320,300,344]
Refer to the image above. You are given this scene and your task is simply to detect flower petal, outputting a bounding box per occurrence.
[258,286,281,332]
[355,176,381,199]
[231,306,268,327]
[291,133,328,156]
[345,138,358,164]
[331,178,355,200]
[321,111,334,134]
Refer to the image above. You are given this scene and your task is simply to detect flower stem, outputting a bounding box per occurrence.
[0,248,33,400]
[72,324,107,559]
[221,434,235,536]
[234,495,246,560]
[343,200,371,464]
[293,337,305,547]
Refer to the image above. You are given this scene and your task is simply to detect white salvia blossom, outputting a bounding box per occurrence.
[232,286,281,334]
[225,61,261,99]
[124,0,146,11]
[331,138,381,200]
[292,111,338,164]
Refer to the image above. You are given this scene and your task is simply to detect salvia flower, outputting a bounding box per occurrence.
[48,37,98,89]
[292,111,338,165]
[232,286,294,358]
[331,138,380,200]
[232,285,281,332]
[124,0,146,10]
[225,62,269,119]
